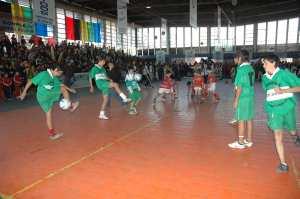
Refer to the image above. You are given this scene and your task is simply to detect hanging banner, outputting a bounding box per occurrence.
[190,0,197,28]
[117,0,127,34]
[217,6,221,47]
[33,0,55,25]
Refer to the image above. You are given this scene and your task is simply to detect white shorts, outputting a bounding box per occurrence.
[208,83,216,92]
[158,88,171,94]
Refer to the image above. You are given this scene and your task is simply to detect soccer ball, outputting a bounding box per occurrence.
[59,99,71,110]
[134,73,142,81]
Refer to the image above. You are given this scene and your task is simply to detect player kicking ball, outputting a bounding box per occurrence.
[19,65,79,140]
[89,57,130,120]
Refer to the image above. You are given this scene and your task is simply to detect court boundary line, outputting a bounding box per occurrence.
[10,119,159,198]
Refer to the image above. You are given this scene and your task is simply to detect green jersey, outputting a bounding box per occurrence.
[31,69,61,112]
[262,68,300,115]
[89,64,109,90]
[125,78,140,93]
[234,63,255,98]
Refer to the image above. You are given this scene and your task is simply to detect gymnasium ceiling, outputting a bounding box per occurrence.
[58,0,300,26]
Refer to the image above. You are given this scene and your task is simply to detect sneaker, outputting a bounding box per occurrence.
[99,114,109,120]
[122,98,131,103]
[70,101,79,112]
[244,140,253,147]
[228,119,237,125]
[49,133,63,140]
[276,163,289,173]
[228,141,246,149]
[294,136,300,146]
[128,110,136,115]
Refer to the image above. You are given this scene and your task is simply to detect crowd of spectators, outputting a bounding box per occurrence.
[1,33,299,101]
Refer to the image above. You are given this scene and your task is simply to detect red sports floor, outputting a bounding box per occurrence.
[0,81,300,199]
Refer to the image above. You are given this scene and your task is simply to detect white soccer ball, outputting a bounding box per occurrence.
[134,73,142,81]
[59,99,71,110]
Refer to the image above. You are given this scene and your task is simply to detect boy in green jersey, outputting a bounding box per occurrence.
[89,57,130,120]
[19,65,79,140]
[125,66,142,115]
[261,54,300,173]
[228,50,255,149]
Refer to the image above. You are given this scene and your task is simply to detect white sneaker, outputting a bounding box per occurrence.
[228,119,237,125]
[49,133,64,140]
[244,140,253,147]
[228,141,246,149]
[99,114,109,120]
[122,98,131,103]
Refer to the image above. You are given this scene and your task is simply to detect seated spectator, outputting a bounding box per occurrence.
[2,73,12,99]
[13,71,23,97]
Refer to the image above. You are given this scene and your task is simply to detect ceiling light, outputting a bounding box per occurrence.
[146,6,151,9]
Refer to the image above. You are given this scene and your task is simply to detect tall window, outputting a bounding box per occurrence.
[148,27,154,49]
[131,28,136,55]
[111,22,117,47]
[257,22,266,45]
[220,27,227,46]
[154,27,161,49]
[170,27,176,48]
[235,25,244,46]
[267,21,276,45]
[56,8,66,42]
[105,20,112,47]
[184,27,191,47]
[176,27,184,48]
[199,27,207,46]
[192,27,199,47]
[137,28,143,50]
[227,26,235,47]
[210,27,218,46]
[142,28,148,49]
[288,17,299,44]
[245,24,253,45]
[277,20,287,44]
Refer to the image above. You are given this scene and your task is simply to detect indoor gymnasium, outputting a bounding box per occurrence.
[0,0,300,198]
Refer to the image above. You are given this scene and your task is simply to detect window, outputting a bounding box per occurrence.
[220,27,227,46]
[192,27,199,47]
[277,20,287,44]
[245,24,253,45]
[137,28,143,50]
[236,25,244,46]
[154,27,161,49]
[227,26,235,47]
[143,28,149,49]
[170,27,176,48]
[199,27,207,46]
[288,17,299,44]
[184,27,191,47]
[257,22,266,45]
[56,8,66,42]
[210,27,218,46]
[111,22,117,47]
[148,28,154,49]
[131,28,136,55]
[106,20,111,47]
[176,27,184,48]
[267,21,276,45]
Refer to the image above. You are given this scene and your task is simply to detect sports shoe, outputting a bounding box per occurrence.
[228,141,246,149]
[122,98,131,103]
[294,136,300,146]
[129,110,136,115]
[99,114,109,120]
[228,119,237,125]
[244,139,253,147]
[49,133,63,140]
[70,101,80,112]
[276,163,289,173]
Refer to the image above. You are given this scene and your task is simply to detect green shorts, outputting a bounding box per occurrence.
[129,90,142,102]
[97,81,110,96]
[267,108,296,132]
[37,92,61,113]
[235,97,255,121]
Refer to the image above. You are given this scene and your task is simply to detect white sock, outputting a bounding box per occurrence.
[119,93,127,100]
[100,111,105,115]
